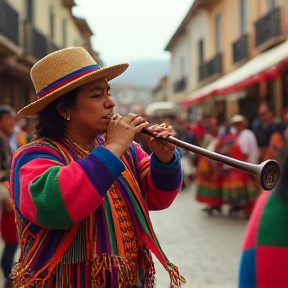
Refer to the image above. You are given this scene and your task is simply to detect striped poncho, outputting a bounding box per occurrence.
[239,190,288,287]
[10,137,185,288]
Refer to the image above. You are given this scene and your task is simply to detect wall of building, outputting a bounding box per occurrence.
[0,0,95,110]
[8,0,84,48]
[168,33,191,102]
[165,0,288,121]
[205,0,246,74]
[248,0,288,57]
[188,9,209,90]
[188,0,288,120]
[170,34,191,83]
[206,0,223,60]
[203,0,288,73]
[34,0,83,47]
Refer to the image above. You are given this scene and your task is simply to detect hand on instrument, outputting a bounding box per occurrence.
[105,113,149,157]
[147,123,177,163]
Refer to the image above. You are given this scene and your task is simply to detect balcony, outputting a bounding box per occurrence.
[0,0,19,46]
[173,77,187,93]
[62,0,76,9]
[232,34,248,64]
[23,21,47,60]
[199,53,222,81]
[255,8,281,48]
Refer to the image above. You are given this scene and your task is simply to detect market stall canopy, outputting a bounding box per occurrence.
[145,101,177,116]
[182,39,288,107]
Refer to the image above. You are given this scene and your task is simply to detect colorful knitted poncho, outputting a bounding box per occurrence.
[239,190,288,287]
[10,137,185,288]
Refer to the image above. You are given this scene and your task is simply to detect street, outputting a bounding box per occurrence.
[150,184,248,288]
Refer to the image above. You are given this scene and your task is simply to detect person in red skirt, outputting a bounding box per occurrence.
[195,116,223,215]
[220,115,260,218]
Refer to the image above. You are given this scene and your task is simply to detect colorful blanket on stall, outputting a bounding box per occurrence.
[239,190,288,287]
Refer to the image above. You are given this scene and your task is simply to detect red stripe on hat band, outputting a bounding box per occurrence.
[36,64,101,99]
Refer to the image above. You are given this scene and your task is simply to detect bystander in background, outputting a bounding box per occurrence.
[0,105,18,288]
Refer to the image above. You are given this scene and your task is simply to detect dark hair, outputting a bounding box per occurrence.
[0,105,14,120]
[276,148,288,201]
[260,101,274,114]
[34,88,78,139]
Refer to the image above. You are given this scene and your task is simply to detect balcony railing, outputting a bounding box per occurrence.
[62,0,76,8]
[255,8,281,47]
[199,53,222,81]
[0,0,19,45]
[173,77,187,93]
[232,34,248,63]
[23,21,47,60]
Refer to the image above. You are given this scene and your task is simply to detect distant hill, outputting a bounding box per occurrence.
[110,59,170,88]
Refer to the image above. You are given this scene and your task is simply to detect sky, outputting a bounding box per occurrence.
[73,0,194,66]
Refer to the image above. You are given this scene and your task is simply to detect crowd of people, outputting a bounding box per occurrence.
[0,46,288,288]
[145,102,288,219]
[144,104,288,287]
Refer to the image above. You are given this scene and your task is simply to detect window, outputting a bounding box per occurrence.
[215,13,221,53]
[268,0,276,10]
[49,7,55,40]
[62,19,67,47]
[198,39,204,64]
[240,0,247,34]
[26,0,34,23]
[179,57,185,78]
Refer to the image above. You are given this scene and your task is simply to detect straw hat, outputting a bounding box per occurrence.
[19,47,128,115]
[230,114,248,124]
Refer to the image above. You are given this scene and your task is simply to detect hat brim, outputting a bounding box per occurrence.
[230,118,247,124]
[19,63,128,115]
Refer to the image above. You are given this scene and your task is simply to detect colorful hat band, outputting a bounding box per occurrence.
[36,64,101,99]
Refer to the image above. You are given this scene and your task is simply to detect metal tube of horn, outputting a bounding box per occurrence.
[141,128,280,191]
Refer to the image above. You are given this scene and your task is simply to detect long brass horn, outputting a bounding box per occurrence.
[141,128,280,191]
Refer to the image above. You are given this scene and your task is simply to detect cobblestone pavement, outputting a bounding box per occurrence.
[149,184,249,288]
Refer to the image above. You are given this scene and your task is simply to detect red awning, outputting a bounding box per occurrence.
[182,39,288,107]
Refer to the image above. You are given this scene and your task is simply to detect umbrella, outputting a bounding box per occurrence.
[144,101,177,116]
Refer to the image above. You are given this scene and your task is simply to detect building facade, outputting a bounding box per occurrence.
[166,0,288,123]
[110,83,152,116]
[152,75,169,102]
[0,0,100,111]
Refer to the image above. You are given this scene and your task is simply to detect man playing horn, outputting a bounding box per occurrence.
[10,47,185,288]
